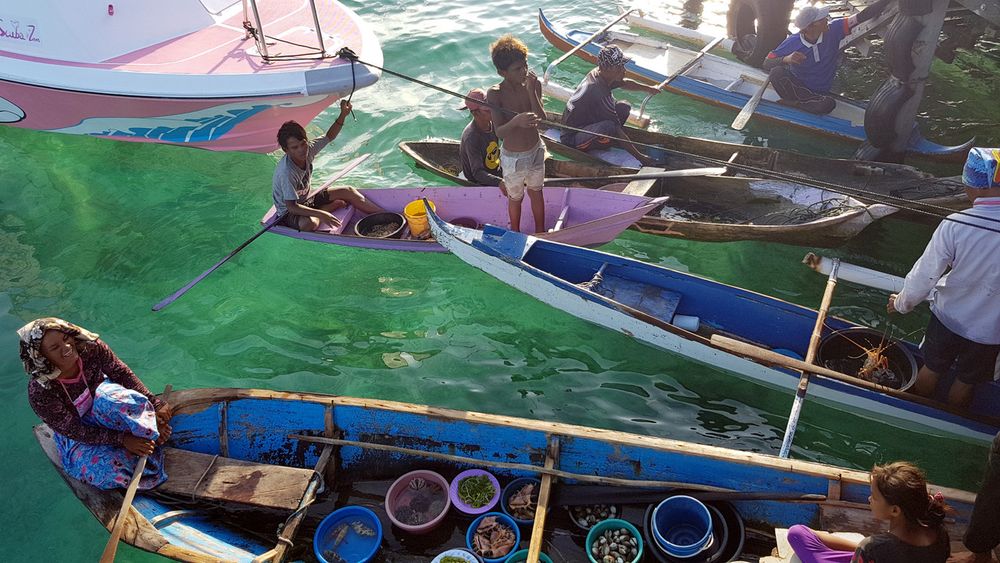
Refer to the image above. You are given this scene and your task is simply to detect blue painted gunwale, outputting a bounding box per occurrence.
[34,388,978,561]
[428,214,1000,443]
[537,10,972,159]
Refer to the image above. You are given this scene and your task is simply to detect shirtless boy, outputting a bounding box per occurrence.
[485,35,547,233]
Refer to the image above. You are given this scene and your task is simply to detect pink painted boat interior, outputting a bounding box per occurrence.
[261,186,662,251]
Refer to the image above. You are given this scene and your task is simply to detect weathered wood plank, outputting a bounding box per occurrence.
[820,501,969,538]
[159,448,313,510]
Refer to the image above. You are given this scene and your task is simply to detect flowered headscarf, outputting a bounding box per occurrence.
[16,317,99,387]
[962,147,1000,189]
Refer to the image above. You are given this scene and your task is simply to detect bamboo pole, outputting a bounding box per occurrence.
[778,259,840,458]
[527,437,560,563]
[289,434,729,491]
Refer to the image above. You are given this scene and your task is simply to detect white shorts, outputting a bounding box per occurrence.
[500,142,545,201]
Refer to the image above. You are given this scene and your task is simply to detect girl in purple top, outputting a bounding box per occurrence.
[18,318,170,489]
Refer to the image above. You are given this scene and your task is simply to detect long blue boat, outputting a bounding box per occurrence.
[34,388,977,562]
[425,206,1000,445]
[538,10,973,161]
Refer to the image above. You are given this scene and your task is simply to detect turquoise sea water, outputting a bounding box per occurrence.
[0,1,995,560]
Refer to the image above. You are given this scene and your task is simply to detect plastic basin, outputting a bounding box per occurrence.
[432,547,484,562]
[500,477,541,526]
[466,511,520,563]
[385,469,451,534]
[586,518,643,563]
[505,549,553,562]
[450,469,501,516]
[313,505,382,563]
[355,212,406,238]
[652,495,713,558]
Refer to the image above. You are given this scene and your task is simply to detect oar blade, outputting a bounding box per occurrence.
[731,76,771,131]
[151,153,371,312]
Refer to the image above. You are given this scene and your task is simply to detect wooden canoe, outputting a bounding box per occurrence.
[426,207,1000,445]
[260,184,665,252]
[398,139,636,189]
[625,175,897,247]
[400,140,896,246]
[539,112,968,219]
[538,9,974,161]
[34,387,978,562]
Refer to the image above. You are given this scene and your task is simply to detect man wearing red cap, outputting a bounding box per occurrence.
[458,88,502,187]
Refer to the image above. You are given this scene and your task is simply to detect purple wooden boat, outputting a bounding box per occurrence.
[260,186,666,252]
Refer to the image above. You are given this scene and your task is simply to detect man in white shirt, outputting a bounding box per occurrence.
[888,147,1000,408]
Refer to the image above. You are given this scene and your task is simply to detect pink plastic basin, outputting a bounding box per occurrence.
[384,469,451,534]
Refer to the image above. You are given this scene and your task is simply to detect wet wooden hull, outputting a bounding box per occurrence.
[33,388,979,562]
[539,113,968,220]
[427,209,1000,444]
[401,140,896,246]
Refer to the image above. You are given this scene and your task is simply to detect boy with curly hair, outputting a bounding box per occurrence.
[485,35,547,233]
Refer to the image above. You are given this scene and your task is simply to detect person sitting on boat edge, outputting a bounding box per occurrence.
[458,88,503,187]
[787,461,950,563]
[762,0,893,115]
[18,317,171,490]
[272,99,384,232]
[486,34,547,233]
[560,45,660,167]
[888,147,1000,409]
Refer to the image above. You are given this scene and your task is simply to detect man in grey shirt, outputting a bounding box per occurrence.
[272,99,383,231]
[561,46,659,166]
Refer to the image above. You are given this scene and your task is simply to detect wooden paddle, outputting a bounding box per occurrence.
[542,166,726,184]
[551,268,999,430]
[638,36,726,119]
[708,333,1000,428]
[542,9,635,84]
[777,259,840,458]
[151,153,371,311]
[730,75,771,131]
[99,455,147,563]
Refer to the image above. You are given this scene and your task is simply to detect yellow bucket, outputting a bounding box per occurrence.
[403,199,436,237]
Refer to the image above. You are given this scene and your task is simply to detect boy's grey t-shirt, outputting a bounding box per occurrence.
[271,136,332,215]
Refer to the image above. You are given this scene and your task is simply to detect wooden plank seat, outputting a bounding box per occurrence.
[317,205,355,235]
[158,448,315,511]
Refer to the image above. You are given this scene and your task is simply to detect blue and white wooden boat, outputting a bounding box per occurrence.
[538,10,973,161]
[426,207,1000,445]
[33,388,977,561]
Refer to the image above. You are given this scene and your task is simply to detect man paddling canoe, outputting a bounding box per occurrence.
[272,100,384,232]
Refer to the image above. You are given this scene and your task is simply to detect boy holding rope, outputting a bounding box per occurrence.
[486,35,547,233]
[271,100,383,232]
[888,147,1000,409]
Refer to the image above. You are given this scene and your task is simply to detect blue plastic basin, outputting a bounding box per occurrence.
[313,505,382,563]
